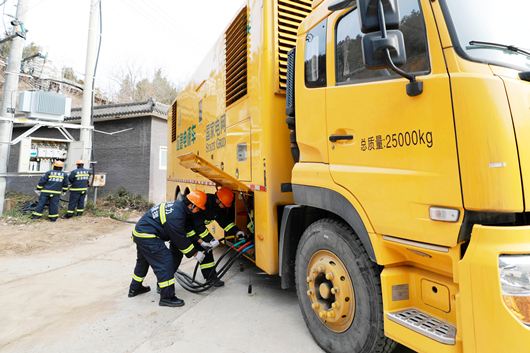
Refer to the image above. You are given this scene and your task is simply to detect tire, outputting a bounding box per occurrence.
[295,218,396,353]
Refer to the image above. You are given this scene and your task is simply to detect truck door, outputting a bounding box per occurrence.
[325,1,462,245]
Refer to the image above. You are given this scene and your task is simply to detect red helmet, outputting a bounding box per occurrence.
[186,190,207,210]
[216,187,234,208]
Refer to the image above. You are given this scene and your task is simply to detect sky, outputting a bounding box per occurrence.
[1,0,244,94]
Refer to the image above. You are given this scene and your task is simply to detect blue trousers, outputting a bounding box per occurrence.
[170,241,216,281]
[33,193,60,221]
[130,236,175,299]
[67,192,86,217]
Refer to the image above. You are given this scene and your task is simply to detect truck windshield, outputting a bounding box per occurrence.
[442,0,530,71]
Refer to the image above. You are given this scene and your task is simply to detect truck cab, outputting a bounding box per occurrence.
[283,0,530,352]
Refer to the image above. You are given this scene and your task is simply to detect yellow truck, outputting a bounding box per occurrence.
[167,0,530,351]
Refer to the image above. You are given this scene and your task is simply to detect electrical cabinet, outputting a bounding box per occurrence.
[18,137,83,173]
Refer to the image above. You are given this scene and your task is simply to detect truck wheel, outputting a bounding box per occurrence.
[295,218,396,353]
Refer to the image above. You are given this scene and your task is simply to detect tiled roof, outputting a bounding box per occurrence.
[64,97,169,122]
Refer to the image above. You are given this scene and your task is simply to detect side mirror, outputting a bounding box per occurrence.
[358,0,400,33]
[362,30,406,69]
[328,0,356,11]
[358,0,423,96]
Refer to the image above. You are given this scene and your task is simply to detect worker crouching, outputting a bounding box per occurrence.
[128,190,208,307]
[176,187,244,287]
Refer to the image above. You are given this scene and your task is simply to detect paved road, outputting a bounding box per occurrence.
[0,225,414,353]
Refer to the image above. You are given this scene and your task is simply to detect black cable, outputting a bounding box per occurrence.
[175,243,254,293]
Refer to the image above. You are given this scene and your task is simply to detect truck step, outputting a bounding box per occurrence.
[387,308,456,345]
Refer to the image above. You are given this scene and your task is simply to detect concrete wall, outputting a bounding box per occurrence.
[149,117,167,204]
[7,115,168,204]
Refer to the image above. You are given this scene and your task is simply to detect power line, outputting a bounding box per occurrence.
[114,0,205,58]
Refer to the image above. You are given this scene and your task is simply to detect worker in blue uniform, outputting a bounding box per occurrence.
[172,187,245,287]
[128,190,208,307]
[66,159,91,218]
[32,160,69,222]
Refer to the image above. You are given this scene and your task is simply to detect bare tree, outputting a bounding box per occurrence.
[109,61,180,105]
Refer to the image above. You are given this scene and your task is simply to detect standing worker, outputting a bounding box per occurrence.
[128,190,208,307]
[66,159,91,218]
[32,160,69,222]
[175,187,245,287]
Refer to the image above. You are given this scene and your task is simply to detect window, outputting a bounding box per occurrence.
[159,146,167,170]
[335,0,430,84]
[305,19,327,88]
[199,100,203,123]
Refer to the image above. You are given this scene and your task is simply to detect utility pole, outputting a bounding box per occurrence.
[0,0,29,215]
[80,0,100,164]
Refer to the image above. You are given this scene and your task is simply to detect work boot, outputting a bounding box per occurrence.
[128,285,151,297]
[213,279,225,287]
[159,296,185,307]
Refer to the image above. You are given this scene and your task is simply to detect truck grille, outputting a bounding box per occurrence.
[277,0,312,91]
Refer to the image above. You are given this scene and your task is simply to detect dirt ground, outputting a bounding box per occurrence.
[0,214,140,257]
[0,215,414,353]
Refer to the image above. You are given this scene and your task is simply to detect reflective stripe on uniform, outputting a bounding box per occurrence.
[49,214,59,218]
[160,203,167,225]
[180,244,194,254]
[67,210,74,214]
[199,229,209,238]
[33,212,42,216]
[204,220,212,225]
[49,175,64,179]
[158,278,175,288]
[186,230,196,237]
[77,209,84,212]
[42,190,61,194]
[76,174,90,177]
[224,222,236,232]
[69,188,88,191]
[36,185,43,189]
[132,229,157,238]
[200,261,215,270]
[133,274,145,282]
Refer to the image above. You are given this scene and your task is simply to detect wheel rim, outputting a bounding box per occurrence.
[306,250,355,333]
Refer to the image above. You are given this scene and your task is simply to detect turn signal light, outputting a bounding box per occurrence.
[429,207,460,222]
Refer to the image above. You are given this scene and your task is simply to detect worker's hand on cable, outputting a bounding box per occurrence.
[200,241,213,250]
[236,231,245,238]
[210,238,220,248]
[194,251,206,263]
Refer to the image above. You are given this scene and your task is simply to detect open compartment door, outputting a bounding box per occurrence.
[178,152,252,194]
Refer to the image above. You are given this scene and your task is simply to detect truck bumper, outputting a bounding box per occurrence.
[458,224,530,352]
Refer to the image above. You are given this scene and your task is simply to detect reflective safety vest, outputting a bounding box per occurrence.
[133,201,199,258]
[36,169,69,196]
[69,167,91,193]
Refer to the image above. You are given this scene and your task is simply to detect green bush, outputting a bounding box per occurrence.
[102,187,153,212]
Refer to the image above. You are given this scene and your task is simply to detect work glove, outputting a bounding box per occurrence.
[236,231,245,238]
[200,241,213,250]
[194,251,205,263]
[210,238,220,248]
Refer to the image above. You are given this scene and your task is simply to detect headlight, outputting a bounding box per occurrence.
[499,255,530,325]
